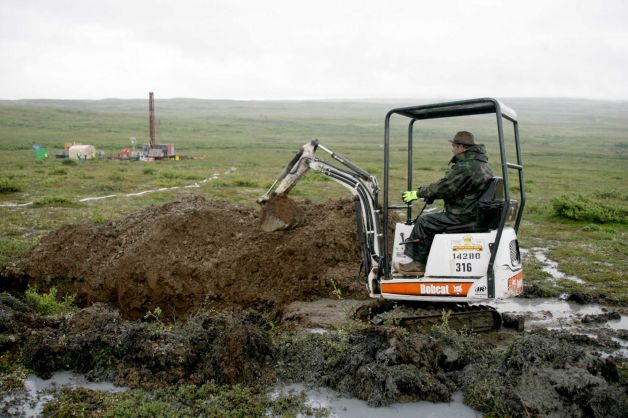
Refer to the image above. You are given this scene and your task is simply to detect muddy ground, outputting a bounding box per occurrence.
[1,197,627,417]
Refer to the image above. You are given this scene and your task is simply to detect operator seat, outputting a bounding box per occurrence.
[442,177,505,234]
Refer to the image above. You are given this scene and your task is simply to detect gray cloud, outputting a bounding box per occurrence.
[1,0,627,99]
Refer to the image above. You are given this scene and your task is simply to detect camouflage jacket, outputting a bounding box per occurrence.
[418,144,493,216]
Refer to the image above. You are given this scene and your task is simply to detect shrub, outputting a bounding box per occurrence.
[32,196,74,207]
[552,194,628,224]
[232,179,259,187]
[0,178,21,193]
[25,287,76,315]
[91,209,108,225]
[161,171,181,179]
[49,168,67,176]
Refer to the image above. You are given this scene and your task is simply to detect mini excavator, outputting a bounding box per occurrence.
[258,98,526,332]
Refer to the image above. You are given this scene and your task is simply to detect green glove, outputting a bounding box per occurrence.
[402,190,418,204]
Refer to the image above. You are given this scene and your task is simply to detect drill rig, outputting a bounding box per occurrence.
[259,98,525,332]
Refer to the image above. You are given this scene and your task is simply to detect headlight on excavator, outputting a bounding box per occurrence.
[510,239,521,267]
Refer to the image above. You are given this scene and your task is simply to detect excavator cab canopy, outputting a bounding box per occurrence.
[381,98,525,294]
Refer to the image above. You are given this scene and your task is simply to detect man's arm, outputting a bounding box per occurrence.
[417,164,471,201]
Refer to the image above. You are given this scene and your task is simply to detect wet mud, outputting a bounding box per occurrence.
[4,292,627,417]
[1,197,627,417]
[1,295,274,389]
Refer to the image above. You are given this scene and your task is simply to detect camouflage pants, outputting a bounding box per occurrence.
[404,211,475,264]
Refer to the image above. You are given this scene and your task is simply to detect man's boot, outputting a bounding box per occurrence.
[394,260,426,275]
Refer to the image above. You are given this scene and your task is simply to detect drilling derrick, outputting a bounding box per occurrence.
[149,92,156,148]
[143,91,176,160]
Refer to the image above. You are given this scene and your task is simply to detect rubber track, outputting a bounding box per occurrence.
[372,303,502,333]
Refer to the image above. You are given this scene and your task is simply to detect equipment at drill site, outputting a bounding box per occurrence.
[142,92,176,160]
[259,98,526,332]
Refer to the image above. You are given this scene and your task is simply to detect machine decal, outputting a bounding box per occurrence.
[508,272,523,295]
[474,285,487,296]
[382,282,472,296]
[452,235,484,252]
[450,236,486,274]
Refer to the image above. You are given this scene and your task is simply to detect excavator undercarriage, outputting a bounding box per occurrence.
[354,300,503,333]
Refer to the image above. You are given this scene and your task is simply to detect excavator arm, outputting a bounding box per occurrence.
[258,139,383,277]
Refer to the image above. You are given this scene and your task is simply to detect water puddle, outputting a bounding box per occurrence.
[1,371,126,417]
[273,384,481,418]
[527,247,584,284]
[608,316,628,330]
[3,373,481,418]
[485,298,627,331]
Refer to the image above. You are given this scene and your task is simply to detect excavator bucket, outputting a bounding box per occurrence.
[259,193,305,232]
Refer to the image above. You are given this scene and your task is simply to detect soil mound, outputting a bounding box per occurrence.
[1,197,366,319]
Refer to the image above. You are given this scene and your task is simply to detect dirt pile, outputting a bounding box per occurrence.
[1,197,366,319]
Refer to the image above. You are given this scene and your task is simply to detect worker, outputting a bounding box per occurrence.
[396,131,493,275]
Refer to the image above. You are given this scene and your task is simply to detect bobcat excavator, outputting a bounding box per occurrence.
[258,98,525,332]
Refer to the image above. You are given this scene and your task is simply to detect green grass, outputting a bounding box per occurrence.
[24,287,77,315]
[31,196,77,207]
[0,178,21,193]
[0,237,35,264]
[0,98,626,304]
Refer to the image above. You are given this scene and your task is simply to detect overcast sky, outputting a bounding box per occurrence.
[1,0,627,100]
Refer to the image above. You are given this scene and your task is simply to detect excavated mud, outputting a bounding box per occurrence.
[1,197,366,319]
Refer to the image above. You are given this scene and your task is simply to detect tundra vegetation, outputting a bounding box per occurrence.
[0,98,626,416]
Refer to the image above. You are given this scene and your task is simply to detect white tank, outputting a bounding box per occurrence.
[68,145,96,160]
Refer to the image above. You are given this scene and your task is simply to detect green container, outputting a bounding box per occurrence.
[35,147,48,160]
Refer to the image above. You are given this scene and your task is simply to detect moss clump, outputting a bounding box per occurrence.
[0,353,28,392]
[43,383,329,418]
